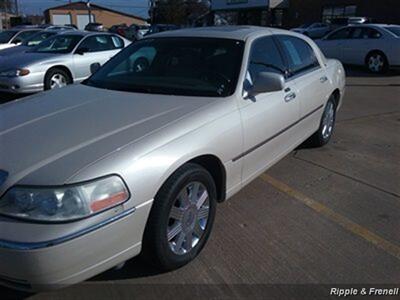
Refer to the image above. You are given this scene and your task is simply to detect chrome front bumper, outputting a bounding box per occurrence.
[0,200,153,291]
[0,72,45,94]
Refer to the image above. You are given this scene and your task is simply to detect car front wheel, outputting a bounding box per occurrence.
[142,163,217,271]
[44,68,72,90]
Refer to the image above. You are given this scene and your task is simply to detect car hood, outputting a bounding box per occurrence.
[0,52,66,70]
[291,28,305,33]
[0,43,14,50]
[0,45,30,57]
[0,84,216,192]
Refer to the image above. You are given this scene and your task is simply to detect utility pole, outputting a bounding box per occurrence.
[3,0,8,28]
[87,0,92,23]
[14,0,19,15]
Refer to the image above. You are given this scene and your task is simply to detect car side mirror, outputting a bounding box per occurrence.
[12,39,22,45]
[90,63,101,74]
[247,72,285,97]
[75,47,89,55]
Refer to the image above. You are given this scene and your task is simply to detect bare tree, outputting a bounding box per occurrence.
[154,0,209,25]
[0,0,14,13]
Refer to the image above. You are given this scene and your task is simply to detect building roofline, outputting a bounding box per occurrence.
[44,1,147,21]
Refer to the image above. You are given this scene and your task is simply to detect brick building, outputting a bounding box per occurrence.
[44,1,147,30]
[210,0,400,28]
[283,0,400,28]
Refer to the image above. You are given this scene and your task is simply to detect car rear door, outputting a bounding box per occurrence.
[238,36,300,184]
[276,35,330,139]
[342,27,382,65]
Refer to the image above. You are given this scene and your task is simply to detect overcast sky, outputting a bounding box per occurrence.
[18,0,149,18]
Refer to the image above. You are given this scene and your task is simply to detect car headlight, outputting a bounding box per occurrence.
[0,69,30,77]
[0,176,129,222]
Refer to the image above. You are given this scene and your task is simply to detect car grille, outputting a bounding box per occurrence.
[0,83,9,90]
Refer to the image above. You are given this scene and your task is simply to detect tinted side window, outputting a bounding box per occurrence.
[365,28,382,39]
[277,35,320,76]
[248,36,286,81]
[350,28,381,39]
[13,30,39,43]
[327,28,351,40]
[111,36,124,49]
[78,35,115,52]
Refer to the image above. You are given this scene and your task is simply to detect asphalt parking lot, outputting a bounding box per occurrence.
[1,66,400,300]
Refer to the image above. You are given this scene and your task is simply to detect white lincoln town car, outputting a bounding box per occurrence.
[0,26,345,291]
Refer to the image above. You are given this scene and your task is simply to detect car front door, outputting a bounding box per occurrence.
[239,36,300,184]
[277,35,330,140]
[73,35,123,82]
[319,27,352,62]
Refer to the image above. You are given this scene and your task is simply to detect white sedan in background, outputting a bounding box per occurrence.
[316,24,400,73]
[0,28,41,50]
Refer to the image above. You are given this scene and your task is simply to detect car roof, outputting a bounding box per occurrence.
[349,23,398,28]
[58,30,115,37]
[147,26,276,41]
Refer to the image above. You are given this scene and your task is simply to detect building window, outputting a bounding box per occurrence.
[322,5,357,22]
[271,9,284,27]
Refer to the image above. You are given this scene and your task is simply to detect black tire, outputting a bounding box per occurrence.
[142,163,217,271]
[308,96,337,147]
[44,68,72,91]
[365,51,389,74]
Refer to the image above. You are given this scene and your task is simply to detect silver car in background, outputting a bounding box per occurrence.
[0,30,63,57]
[316,24,400,73]
[0,28,41,50]
[0,31,130,93]
[291,22,332,39]
[0,26,345,291]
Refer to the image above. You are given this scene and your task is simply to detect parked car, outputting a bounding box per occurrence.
[145,24,179,36]
[0,28,41,50]
[0,31,130,93]
[0,27,77,57]
[124,24,150,41]
[84,22,106,32]
[109,23,129,37]
[291,22,331,39]
[0,26,345,291]
[328,17,371,31]
[316,24,400,73]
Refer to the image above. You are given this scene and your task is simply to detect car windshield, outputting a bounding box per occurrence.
[0,30,18,43]
[31,35,83,54]
[22,31,57,47]
[385,26,400,37]
[84,37,244,97]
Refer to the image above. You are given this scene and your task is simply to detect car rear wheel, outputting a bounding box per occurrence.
[44,68,72,90]
[308,97,336,147]
[366,51,388,74]
[142,163,217,271]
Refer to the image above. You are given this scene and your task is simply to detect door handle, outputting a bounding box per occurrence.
[284,92,296,102]
[320,76,328,83]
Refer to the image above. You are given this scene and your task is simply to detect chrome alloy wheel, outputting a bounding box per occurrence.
[368,54,384,73]
[50,73,68,89]
[322,101,335,140]
[167,182,210,255]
